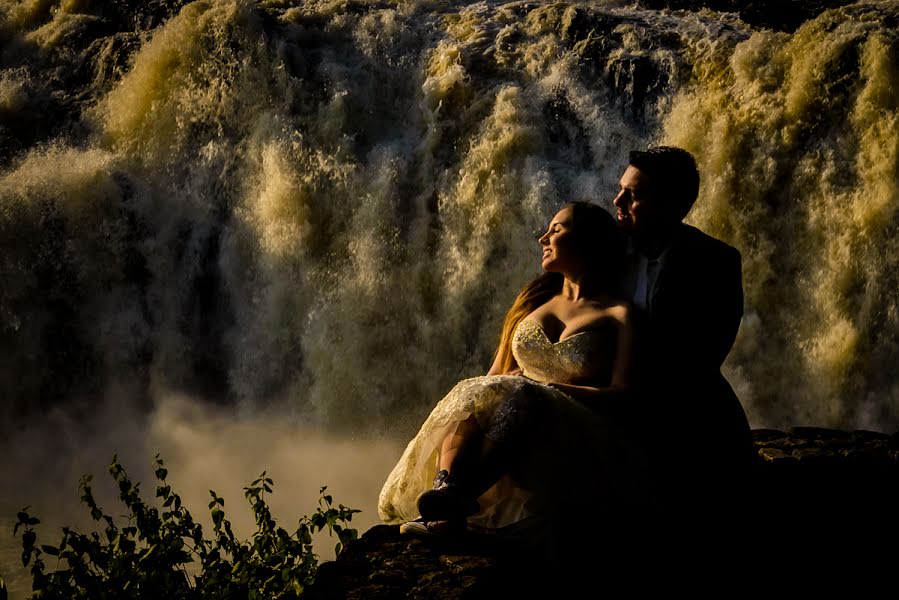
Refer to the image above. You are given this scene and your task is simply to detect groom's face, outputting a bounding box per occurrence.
[613,165,664,233]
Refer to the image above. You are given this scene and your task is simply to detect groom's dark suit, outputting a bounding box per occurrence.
[639,224,744,399]
[623,223,752,510]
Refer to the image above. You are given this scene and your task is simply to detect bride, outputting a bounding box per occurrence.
[378,201,635,534]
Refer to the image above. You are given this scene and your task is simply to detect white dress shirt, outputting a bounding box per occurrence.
[622,240,670,314]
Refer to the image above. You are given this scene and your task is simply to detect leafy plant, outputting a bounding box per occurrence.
[13,455,360,599]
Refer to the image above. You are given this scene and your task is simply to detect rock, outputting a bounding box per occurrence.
[307,524,526,599]
[313,427,899,596]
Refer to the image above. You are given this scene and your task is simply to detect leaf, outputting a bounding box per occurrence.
[139,545,157,563]
[22,531,36,550]
[297,524,312,545]
[13,456,363,599]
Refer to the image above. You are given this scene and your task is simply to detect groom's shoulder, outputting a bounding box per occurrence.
[679,224,740,261]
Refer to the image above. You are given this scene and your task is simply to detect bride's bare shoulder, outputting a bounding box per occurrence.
[601,301,634,327]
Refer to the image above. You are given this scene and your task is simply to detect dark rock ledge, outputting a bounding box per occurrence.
[310,428,899,598]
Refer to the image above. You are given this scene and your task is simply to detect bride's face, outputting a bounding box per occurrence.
[538,207,579,274]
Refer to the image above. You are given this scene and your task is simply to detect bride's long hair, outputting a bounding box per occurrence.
[491,201,624,374]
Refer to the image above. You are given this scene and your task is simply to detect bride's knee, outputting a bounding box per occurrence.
[483,395,558,462]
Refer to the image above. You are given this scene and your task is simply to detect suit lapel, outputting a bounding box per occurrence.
[648,225,690,317]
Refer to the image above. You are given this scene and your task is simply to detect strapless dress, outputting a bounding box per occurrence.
[378,319,624,529]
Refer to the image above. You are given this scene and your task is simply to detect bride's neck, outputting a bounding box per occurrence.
[560,275,603,301]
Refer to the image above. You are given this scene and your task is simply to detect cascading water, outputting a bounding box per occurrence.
[0,0,897,593]
[3,0,896,432]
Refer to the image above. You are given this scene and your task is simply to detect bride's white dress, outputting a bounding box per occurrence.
[378,318,618,529]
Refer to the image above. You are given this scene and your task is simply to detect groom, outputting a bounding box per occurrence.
[611,146,753,530]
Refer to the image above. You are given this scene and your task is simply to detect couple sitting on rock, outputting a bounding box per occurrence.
[378,146,754,546]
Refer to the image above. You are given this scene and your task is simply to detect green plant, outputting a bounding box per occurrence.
[14,455,360,599]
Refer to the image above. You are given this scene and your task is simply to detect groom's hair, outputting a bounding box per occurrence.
[628,146,700,221]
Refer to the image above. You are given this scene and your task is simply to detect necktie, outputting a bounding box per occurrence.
[645,258,660,312]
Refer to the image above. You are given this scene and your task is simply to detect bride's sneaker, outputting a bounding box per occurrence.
[399,518,466,537]
[416,469,479,522]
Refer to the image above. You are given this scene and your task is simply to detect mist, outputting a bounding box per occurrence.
[0,391,403,597]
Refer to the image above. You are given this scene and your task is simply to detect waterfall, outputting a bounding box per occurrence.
[1,0,897,434]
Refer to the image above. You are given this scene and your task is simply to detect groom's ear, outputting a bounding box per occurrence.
[659,188,692,223]
[644,186,682,225]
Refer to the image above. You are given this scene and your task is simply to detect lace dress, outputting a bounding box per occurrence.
[378,319,618,529]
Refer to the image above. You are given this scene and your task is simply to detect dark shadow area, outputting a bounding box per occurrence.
[312,427,899,597]
[636,0,858,32]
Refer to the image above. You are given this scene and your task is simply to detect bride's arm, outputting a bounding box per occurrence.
[486,352,522,376]
[610,303,634,387]
[548,382,629,403]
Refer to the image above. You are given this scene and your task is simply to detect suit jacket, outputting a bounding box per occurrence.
[625,224,751,463]
[645,224,742,381]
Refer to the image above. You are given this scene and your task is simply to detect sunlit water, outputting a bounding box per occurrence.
[1,0,898,596]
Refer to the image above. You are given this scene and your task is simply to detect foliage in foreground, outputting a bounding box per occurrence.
[12,455,360,599]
